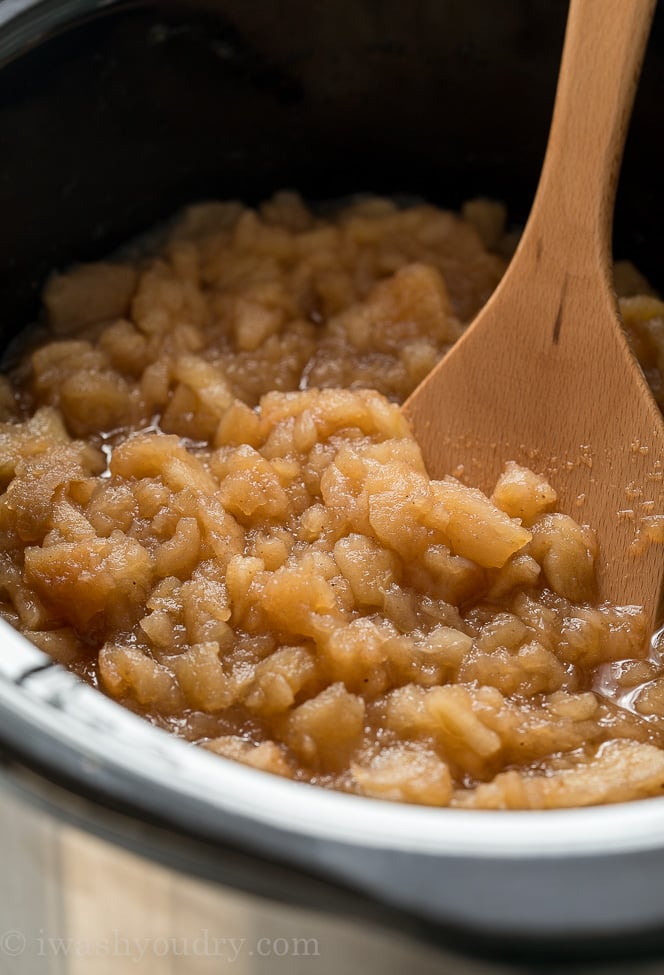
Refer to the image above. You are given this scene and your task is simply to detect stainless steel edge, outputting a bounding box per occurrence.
[2,618,664,936]
[0,0,121,62]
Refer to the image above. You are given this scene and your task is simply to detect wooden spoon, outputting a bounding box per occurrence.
[404,0,664,624]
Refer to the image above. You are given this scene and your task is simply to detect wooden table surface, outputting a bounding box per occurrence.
[2,768,664,975]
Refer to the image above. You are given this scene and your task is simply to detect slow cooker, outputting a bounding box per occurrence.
[1,1,664,969]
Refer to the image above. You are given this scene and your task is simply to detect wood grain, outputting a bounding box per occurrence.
[404,0,664,618]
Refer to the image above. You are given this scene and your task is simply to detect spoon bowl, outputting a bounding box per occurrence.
[404,0,664,621]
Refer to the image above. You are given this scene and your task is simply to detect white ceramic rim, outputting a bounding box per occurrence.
[3,616,664,862]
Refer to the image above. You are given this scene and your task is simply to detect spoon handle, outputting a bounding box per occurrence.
[523,0,656,275]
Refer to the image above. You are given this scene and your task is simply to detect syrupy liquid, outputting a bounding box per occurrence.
[595,621,664,719]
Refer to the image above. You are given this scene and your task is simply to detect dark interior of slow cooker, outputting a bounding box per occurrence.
[0,0,662,343]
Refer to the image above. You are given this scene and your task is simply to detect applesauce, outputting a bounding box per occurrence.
[1,192,664,809]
